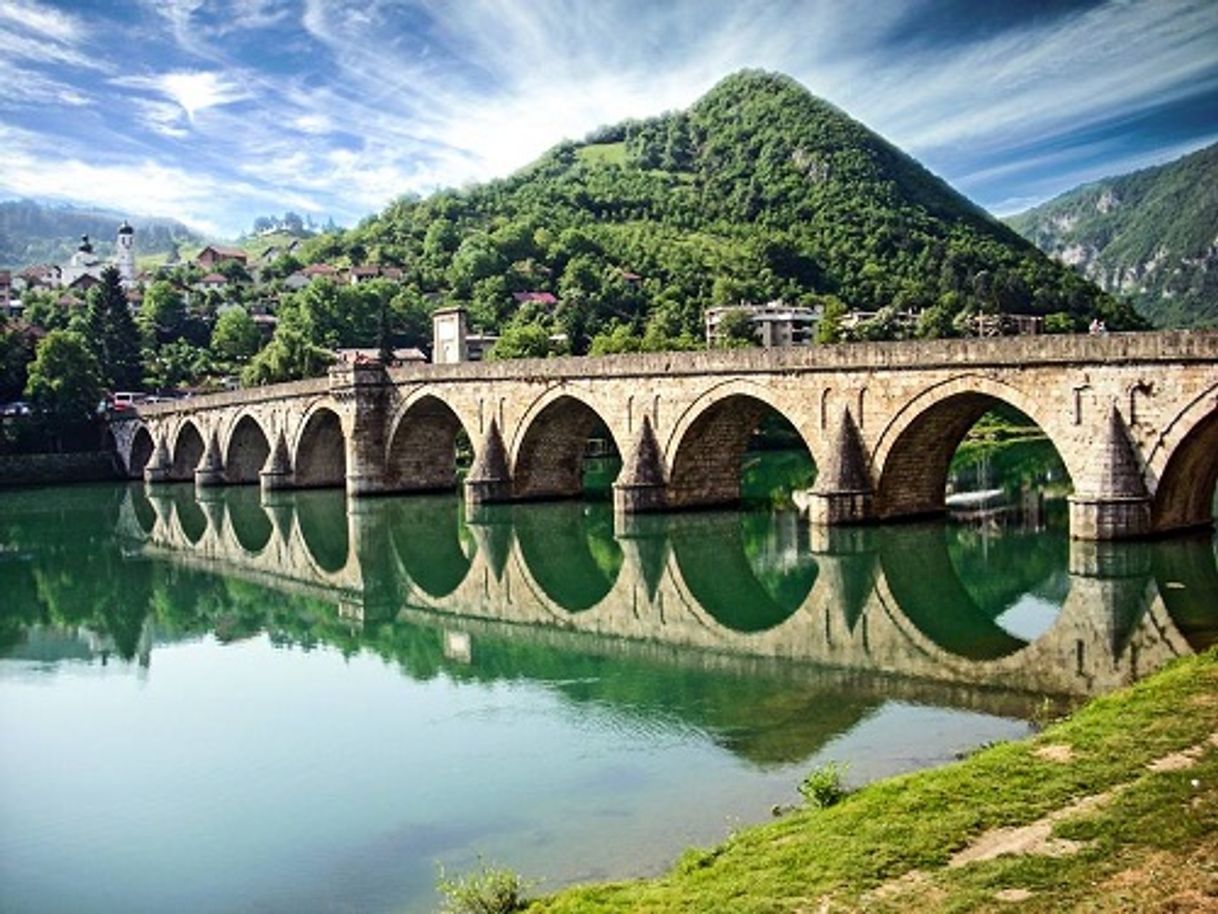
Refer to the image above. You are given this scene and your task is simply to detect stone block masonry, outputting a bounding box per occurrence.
[109,332,1218,541]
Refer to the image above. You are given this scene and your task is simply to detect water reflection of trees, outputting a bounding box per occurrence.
[512,501,622,612]
[668,511,816,632]
[4,486,1218,751]
[5,484,1218,776]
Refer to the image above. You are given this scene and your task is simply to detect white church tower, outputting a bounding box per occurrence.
[115,220,135,285]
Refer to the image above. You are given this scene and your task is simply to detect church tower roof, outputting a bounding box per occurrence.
[117,220,134,235]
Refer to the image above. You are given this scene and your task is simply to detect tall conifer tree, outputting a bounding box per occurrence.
[86,266,144,390]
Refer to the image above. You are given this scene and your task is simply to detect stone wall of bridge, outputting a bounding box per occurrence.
[108,332,1218,539]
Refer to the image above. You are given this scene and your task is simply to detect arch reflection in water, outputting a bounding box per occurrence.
[664,510,816,633]
[114,486,1218,699]
[875,519,1067,662]
[386,495,475,599]
[510,501,622,612]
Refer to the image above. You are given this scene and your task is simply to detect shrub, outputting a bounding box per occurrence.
[799,761,849,808]
[436,859,533,914]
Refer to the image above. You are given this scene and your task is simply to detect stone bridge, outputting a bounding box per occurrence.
[117,486,1216,699]
[108,332,1218,540]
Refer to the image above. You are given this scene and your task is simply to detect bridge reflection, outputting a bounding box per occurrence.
[3,483,1216,770]
[110,485,1218,701]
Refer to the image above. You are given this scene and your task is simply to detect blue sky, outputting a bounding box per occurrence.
[1,0,1215,237]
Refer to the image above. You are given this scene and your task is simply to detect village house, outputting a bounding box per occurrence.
[301,263,338,282]
[347,265,381,285]
[704,300,823,348]
[195,273,229,291]
[195,245,249,269]
[512,291,558,306]
[334,347,428,367]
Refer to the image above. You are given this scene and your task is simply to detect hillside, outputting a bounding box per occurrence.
[299,70,1136,353]
[1006,143,1218,328]
[0,199,202,269]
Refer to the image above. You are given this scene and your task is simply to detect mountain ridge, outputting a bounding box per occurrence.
[294,69,1135,352]
[1005,142,1218,328]
[0,198,203,270]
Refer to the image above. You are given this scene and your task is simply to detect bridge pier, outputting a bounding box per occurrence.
[805,408,875,526]
[144,436,172,484]
[332,363,393,498]
[464,419,513,505]
[1068,407,1153,540]
[260,430,294,494]
[613,416,668,515]
[195,431,226,488]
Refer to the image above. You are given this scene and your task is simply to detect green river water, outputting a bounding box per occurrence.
[1,449,1215,913]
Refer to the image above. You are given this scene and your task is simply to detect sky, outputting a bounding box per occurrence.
[0,0,1215,237]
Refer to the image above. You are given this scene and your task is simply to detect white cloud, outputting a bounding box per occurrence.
[114,70,252,122]
[849,0,1218,156]
[0,124,305,235]
[0,0,83,43]
[291,113,333,134]
[9,0,1217,233]
[0,56,92,106]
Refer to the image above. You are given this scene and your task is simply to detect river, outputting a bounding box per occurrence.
[1,451,1215,913]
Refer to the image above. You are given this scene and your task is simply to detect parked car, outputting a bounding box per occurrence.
[103,391,149,413]
[0,401,32,417]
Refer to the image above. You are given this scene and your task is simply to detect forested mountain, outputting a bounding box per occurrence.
[295,69,1137,354]
[0,199,201,269]
[1006,143,1218,328]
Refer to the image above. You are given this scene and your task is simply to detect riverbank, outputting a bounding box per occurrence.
[526,650,1218,913]
[0,451,123,487]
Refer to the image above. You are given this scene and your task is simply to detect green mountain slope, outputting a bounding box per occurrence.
[298,70,1135,353]
[1006,143,1218,328]
[0,199,202,269]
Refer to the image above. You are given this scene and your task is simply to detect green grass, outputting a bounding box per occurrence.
[524,650,1218,912]
[576,142,628,166]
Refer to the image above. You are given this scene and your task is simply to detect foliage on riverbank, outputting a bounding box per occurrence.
[524,649,1218,912]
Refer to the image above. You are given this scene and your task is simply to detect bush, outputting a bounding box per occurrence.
[436,860,533,914]
[799,761,849,808]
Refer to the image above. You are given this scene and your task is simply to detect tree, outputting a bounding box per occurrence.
[487,322,554,360]
[589,322,644,355]
[715,308,758,347]
[242,323,333,385]
[216,258,252,283]
[85,266,143,390]
[145,339,213,390]
[211,307,261,364]
[0,321,35,401]
[140,280,187,342]
[816,296,847,344]
[25,330,102,434]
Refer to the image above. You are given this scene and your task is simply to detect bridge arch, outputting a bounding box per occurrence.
[127,425,155,478]
[385,391,472,493]
[873,374,1076,520]
[224,414,272,485]
[1150,388,1218,534]
[665,381,816,510]
[293,402,346,489]
[510,390,621,500]
[171,420,206,481]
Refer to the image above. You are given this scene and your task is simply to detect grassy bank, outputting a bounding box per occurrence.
[518,650,1218,913]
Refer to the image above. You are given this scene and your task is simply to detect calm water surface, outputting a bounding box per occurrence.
[1,466,1216,913]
